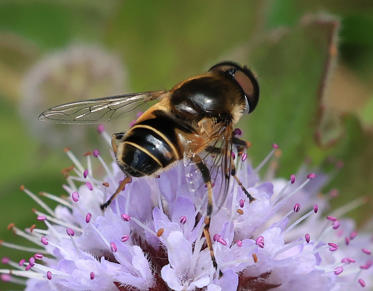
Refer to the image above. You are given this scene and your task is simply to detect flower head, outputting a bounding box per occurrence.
[1,126,372,291]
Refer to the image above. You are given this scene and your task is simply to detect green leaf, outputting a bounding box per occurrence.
[235,15,340,175]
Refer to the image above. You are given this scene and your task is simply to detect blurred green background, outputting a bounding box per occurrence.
[1,0,373,289]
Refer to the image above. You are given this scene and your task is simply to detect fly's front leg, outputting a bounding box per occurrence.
[101,132,131,211]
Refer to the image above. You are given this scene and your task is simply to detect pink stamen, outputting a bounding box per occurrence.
[90,272,95,280]
[217,237,227,246]
[362,248,371,255]
[179,216,187,224]
[236,240,242,247]
[334,266,343,275]
[241,153,247,161]
[256,236,264,248]
[34,253,43,260]
[41,237,48,245]
[327,216,337,222]
[93,149,100,157]
[345,237,350,246]
[290,174,296,184]
[360,261,372,270]
[83,169,88,178]
[110,242,117,252]
[213,234,221,242]
[66,228,75,237]
[358,278,366,287]
[313,204,319,213]
[47,271,52,280]
[37,215,47,221]
[293,203,301,213]
[121,213,131,222]
[239,199,245,208]
[341,257,355,264]
[350,231,358,240]
[1,257,10,264]
[233,128,242,136]
[18,258,25,266]
[231,152,236,160]
[71,191,79,202]
[121,235,129,243]
[25,263,32,271]
[332,220,341,230]
[305,233,310,243]
[97,124,105,134]
[307,173,316,179]
[28,257,35,266]
[328,242,338,252]
[1,274,11,282]
[85,213,92,223]
[86,182,93,191]
[272,143,279,149]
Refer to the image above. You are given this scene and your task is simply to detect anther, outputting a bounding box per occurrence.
[90,271,95,280]
[179,216,187,224]
[34,253,43,260]
[85,213,92,223]
[290,174,296,184]
[305,233,310,243]
[1,257,10,264]
[18,259,25,266]
[307,173,316,179]
[47,271,52,280]
[334,266,343,275]
[110,242,117,252]
[71,191,79,202]
[358,278,366,287]
[239,199,245,208]
[252,253,258,263]
[157,228,164,237]
[313,204,319,213]
[327,216,337,222]
[236,209,244,215]
[66,228,75,237]
[41,237,48,245]
[121,235,129,243]
[97,124,105,134]
[328,242,338,252]
[64,147,70,153]
[37,215,46,221]
[332,220,340,230]
[93,149,100,157]
[293,203,301,213]
[233,128,242,136]
[236,240,242,247]
[121,214,131,222]
[350,231,358,240]
[29,224,36,232]
[362,248,371,255]
[86,182,93,191]
[241,153,247,161]
[102,182,109,187]
[256,236,264,248]
[83,169,88,178]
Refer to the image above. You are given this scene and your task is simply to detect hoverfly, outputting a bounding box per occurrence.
[39,61,259,270]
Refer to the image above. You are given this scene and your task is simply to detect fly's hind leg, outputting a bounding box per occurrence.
[193,155,220,274]
[101,132,131,211]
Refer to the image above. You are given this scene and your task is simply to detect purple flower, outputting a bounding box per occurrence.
[1,125,372,290]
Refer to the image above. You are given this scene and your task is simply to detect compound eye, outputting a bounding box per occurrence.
[209,61,259,113]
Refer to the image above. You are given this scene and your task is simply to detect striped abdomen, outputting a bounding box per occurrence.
[117,112,185,177]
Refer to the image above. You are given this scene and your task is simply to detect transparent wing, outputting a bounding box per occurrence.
[38,90,167,124]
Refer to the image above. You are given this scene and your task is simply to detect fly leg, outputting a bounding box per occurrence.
[100,132,131,211]
[193,155,220,274]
